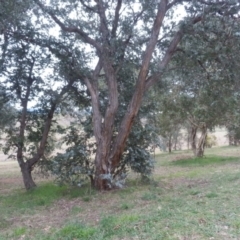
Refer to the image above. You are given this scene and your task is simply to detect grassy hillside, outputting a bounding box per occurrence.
[0,146,240,239]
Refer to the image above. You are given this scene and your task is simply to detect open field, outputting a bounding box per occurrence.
[1,146,240,239]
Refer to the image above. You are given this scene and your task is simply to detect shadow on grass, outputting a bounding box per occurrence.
[0,182,96,216]
[170,155,240,167]
[0,183,66,212]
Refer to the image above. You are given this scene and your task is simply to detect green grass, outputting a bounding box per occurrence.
[170,155,239,167]
[1,147,240,239]
[0,183,66,216]
[12,227,27,238]
[0,182,96,230]
[57,223,97,240]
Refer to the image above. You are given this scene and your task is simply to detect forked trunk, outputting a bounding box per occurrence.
[82,0,186,191]
[196,125,207,158]
[20,162,36,190]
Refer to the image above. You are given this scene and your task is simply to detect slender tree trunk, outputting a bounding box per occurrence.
[168,136,172,153]
[191,126,198,156]
[228,134,232,146]
[17,104,56,190]
[16,80,72,191]
[20,162,36,190]
[174,139,177,151]
[196,124,207,158]
[16,77,36,190]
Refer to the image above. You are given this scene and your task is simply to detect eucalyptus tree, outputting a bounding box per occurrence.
[25,0,240,190]
[163,12,240,157]
[225,90,240,146]
[155,113,183,153]
[51,59,158,187]
[0,0,88,190]
[148,85,185,153]
[0,41,79,190]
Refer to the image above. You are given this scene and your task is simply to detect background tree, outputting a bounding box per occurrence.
[148,86,185,153]
[0,0,87,189]
[0,88,16,131]
[160,12,240,157]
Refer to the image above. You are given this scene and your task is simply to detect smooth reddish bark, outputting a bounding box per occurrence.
[34,0,206,190]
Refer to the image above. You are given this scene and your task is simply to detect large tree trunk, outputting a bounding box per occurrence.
[93,139,112,190]
[196,124,207,158]
[20,162,36,190]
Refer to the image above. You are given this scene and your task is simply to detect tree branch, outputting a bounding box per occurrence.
[28,79,76,167]
[111,0,122,38]
[73,60,102,144]
[145,15,203,90]
[109,0,169,171]
[33,0,101,51]
[188,116,199,128]
[167,0,188,10]
[97,0,110,43]
[115,9,144,74]
[79,0,98,13]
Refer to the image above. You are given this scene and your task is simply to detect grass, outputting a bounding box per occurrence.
[0,182,97,214]
[170,155,239,167]
[1,146,240,239]
[0,183,65,217]
[57,223,97,239]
